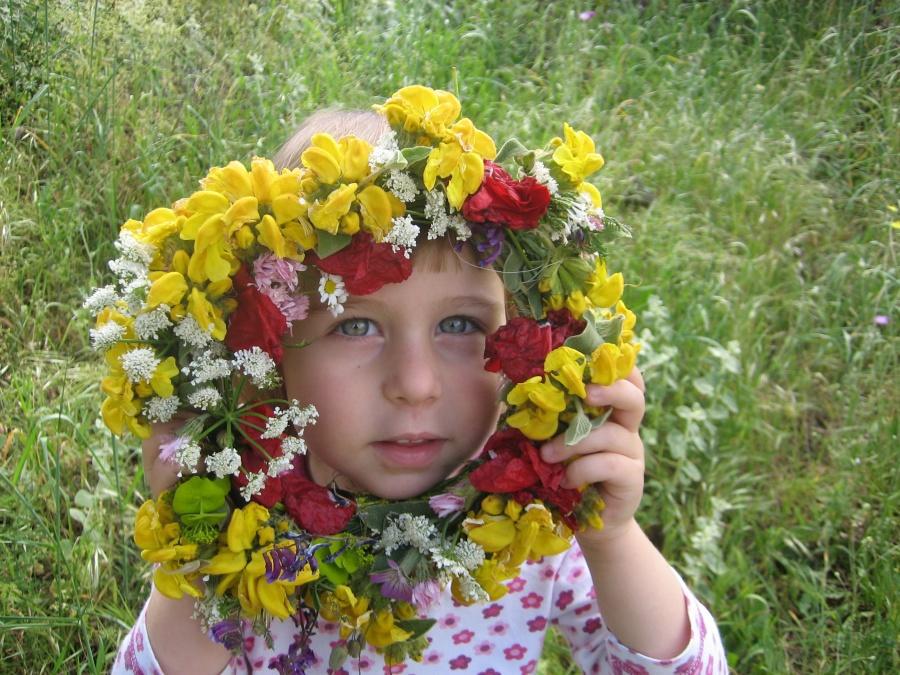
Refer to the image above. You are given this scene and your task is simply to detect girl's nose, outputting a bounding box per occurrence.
[381,338,442,406]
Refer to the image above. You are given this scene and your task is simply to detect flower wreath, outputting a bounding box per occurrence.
[87,85,639,669]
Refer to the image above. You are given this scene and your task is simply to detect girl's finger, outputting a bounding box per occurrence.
[584,376,645,433]
[560,451,645,490]
[541,421,643,463]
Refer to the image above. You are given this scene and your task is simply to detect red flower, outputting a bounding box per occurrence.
[280,473,356,535]
[232,447,284,507]
[225,266,288,363]
[545,308,586,349]
[461,161,551,231]
[470,429,566,493]
[484,318,553,383]
[308,232,412,296]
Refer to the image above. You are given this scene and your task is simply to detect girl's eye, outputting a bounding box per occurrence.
[438,316,481,335]
[335,318,375,337]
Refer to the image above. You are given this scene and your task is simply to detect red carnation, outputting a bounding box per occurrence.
[546,308,586,349]
[281,473,356,535]
[225,266,289,363]
[462,161,551,231]
[309,232,412,296]
[484,317,553,383]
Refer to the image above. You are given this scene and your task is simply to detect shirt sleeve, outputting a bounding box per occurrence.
[549,544,728,674]
[112,596,249,675]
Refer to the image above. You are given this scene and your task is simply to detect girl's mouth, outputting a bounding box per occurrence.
[372,436,446,468]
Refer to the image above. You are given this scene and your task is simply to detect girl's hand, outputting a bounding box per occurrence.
[541,367,646,544]
[142,414,196,498]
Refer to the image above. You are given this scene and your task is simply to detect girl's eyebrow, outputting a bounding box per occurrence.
[341,294,502,312]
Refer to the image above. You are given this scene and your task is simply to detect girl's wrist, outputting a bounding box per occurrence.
[575,517,642,560]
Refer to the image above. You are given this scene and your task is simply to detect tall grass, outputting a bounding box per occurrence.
[1,1,897,672]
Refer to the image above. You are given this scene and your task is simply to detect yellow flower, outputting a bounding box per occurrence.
[376,85,462,139]
[256,213,305,261]
[123,208,184,247]
[365,609,414,649]
[589,342,637,385]
[551,123,604,185]
[356,185,394,240]
[149,356,178,398]
[301,134,374,186]
[146,271,188,309]
[237,545,318,619]
[249,157,302,205]
[227,502,270,552]
[466,516,517,552]
[578,181,603,209]
[308,183,357,234]
[585,259,623,308]
[187,287,226,340]
[201,160,254,201]
[471,559,516,601]
[134,498,198,564]
[506,376,567,440]
[565,290,589,319]
[544,346,587,398]
[423,140,485,210]
[153,562,203,600]
[613,300,637,343]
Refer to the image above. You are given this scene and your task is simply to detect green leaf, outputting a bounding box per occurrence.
[172,477,230,526]
[315,231,352,258]
[565,399,593,445]
[502,249,524,293]
[495,138,529,164]
[396,618,437,639]
[400,145,432,166]
[565,312,624,356]
[357,500,433,531]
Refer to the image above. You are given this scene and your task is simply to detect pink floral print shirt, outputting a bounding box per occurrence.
[113,541,727,674]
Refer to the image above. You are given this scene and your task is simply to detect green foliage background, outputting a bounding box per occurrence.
[0,0,897,672]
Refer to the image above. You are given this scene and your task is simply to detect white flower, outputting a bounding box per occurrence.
[174,315,213,349]
[108,257,147,281]
[114,229,155,266]
[260,413,290,440]
[530,161,559,196]
[189,354,233,385]
[280,435,307,456]
[187,387,222,411]
[134,305,172,340]
[239,471,267,501]
[454,573,489,604]
[232,347,278,388]
[368,129,401,170]
[205,447,242,478]
[380,513,438,555]
[266,453,293,477]
[83,286,119,315]
[384,215,420,256]
[175,442,202,476]
[318,273,348,317]
[89,322,126,351]
[121,277,150,314]
[145,395,180,423]
[286,401,318,430]
[385,170,418,203]
[453,539,486,572]
[424,189,471,241]
[120,348,160,382]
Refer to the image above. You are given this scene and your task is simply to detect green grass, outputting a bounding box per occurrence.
[1,0,897,672]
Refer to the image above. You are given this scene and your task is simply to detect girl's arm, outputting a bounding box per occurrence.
[541,369,691,658]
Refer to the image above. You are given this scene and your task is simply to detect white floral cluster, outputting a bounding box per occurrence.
[175,440,202,476]
[205,446,242,478]
[384,215,420,257]
[368,129,401,170]
[186,353,232,385]
[429,538,485,576]
[530,161,559,196]
[261,401,318,439]
[145,395,180,423]
[232,346,280,388]
[379,513,439,556]
[385,170,419,203]
[134,304,173,340]
[109,229,156,313]
[424,190,471,241]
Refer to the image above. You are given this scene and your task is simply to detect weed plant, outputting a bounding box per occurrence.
[1,1,897,672]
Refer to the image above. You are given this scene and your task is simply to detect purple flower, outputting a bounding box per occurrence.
[411,579,442,610]
[473,225,505,267]
[429,493,465,518]
[369,560,413,602]
[874,314,890,326]
[579,10,596,21]
[264,541,320,583]
[210,619,243,651]
[157,434,188,464]
[269,632,315,674]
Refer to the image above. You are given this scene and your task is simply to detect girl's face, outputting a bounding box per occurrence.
[281,244,507,499]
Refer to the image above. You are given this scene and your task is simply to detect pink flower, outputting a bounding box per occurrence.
[521,592,542,609]
[506,577,526,593]
[429,493,466,517]
[579,10,596,21]
[449,654,471,670]
[452,629,474,645]
[527,616,547,632]
[584,617,603,634]
[482,603,502,618]
[503,643,527,660]
[251,253,309,327]
[556,589,574,610]
[874,314,890,326]
[157,434,188,464]
[411,579,442,610]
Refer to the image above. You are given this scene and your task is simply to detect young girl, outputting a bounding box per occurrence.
[112,102,727,674]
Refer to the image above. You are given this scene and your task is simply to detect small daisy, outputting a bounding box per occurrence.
[318,273,348,317]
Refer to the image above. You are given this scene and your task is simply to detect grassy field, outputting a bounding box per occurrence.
[1,0,897,672]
